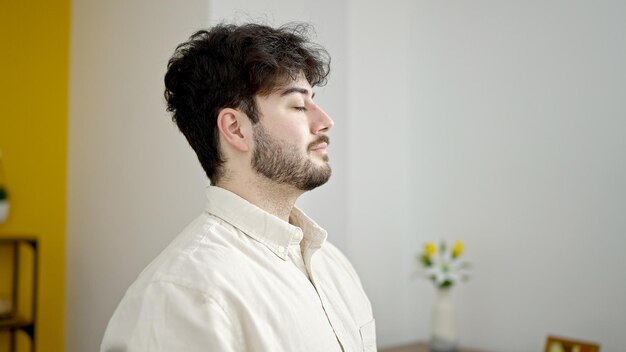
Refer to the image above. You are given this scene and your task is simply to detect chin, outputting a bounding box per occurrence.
[311,154,330,163]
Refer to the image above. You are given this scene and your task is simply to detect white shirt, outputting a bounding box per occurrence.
[101,186,376,352]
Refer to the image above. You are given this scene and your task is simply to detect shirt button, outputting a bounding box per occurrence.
[277,246,285,253]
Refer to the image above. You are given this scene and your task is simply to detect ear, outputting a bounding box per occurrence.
[216,108,251,152]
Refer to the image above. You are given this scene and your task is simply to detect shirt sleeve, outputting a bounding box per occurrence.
[101,281,240,352]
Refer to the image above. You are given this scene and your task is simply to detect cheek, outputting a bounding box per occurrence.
[270,122,310,143]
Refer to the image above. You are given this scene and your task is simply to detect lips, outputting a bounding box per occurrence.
[310,142,328,151]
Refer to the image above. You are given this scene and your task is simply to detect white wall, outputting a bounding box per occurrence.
[388,1,626,351]
[66,1,209,351]
[343,0,626,350]
[66,1,626,351]
[345,0,420,346]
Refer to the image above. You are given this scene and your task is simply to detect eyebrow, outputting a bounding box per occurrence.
[280,87,315,99]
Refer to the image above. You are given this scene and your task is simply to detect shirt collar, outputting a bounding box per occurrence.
[204,186,327,260]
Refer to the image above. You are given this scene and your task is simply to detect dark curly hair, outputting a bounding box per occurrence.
[164,23,330,182]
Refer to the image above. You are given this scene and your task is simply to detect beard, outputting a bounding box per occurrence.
[251,123,331,191]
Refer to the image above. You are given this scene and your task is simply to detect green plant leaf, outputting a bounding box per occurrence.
[440,280,453,288]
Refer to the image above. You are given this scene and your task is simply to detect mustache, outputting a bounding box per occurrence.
[308,135,330,149]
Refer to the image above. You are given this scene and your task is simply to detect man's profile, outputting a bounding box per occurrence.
[101,23,376,352]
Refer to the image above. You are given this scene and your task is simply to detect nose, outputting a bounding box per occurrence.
[310,104,334,135]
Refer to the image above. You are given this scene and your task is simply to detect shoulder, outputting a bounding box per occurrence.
[129,212,251,294]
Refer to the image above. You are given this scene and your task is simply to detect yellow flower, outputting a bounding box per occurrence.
[452,240,464,258]
[425,242,437,257]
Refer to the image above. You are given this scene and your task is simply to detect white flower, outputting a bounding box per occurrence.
[417,240,471,289]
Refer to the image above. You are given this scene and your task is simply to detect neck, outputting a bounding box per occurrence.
[216,175,303,222]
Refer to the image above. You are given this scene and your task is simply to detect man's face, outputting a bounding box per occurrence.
[251,74,334,191]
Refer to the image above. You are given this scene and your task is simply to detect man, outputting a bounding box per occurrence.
[101,23,376,352]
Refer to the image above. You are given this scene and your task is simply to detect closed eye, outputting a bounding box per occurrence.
[294,106,308,112]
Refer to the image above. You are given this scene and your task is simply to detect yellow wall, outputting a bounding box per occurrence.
[0,1,70,351]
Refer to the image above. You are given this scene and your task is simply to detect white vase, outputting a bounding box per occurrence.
[0,200,8,224]
[430,288,458,352]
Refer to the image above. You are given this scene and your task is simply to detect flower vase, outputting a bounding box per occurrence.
[430,288,458,352]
